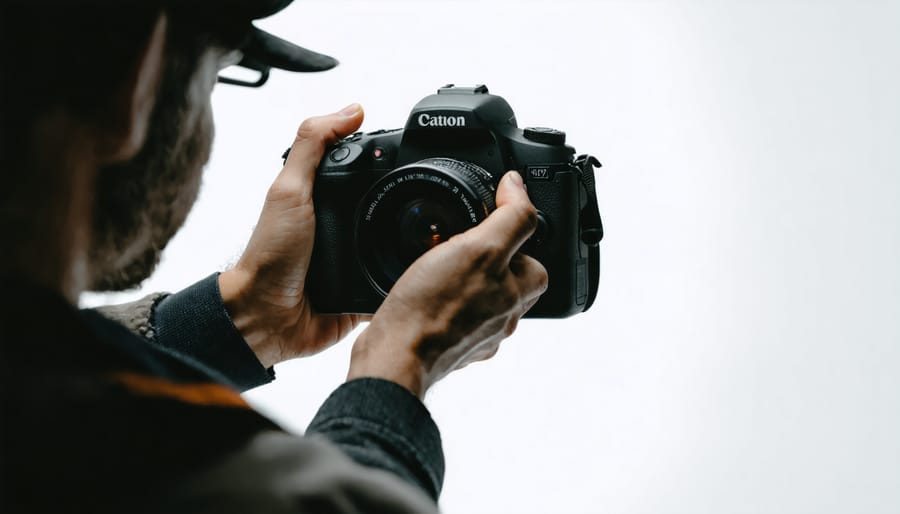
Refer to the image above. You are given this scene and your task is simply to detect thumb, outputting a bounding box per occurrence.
[288,103,364,160]
[464,171,537,265]
[276,104,365,203]
[494,170,529,209]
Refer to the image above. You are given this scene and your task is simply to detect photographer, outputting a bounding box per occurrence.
[0,1,546,512]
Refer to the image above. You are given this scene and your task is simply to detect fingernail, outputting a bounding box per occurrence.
[339,103,361,118]
[507,171,525,190]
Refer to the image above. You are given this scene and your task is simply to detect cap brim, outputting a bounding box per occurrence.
[241,25,338,73]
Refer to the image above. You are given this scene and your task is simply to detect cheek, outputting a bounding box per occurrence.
[186,53,220,114]
[183,59,217,161]
[199,99,215,157]
[199,59,219,141]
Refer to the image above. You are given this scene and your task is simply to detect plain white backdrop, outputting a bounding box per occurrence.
[83,1,900,513]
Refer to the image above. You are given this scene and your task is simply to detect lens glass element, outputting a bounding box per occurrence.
[397,199,460,258]
[356,158,496,296]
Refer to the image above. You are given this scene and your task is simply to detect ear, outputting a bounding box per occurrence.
[96,14,167,163]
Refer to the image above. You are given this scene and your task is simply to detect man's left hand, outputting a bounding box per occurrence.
[218,104,367,368]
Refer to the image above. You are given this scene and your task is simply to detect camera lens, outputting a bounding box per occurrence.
[356,158,496,297]
[397,199,459,258]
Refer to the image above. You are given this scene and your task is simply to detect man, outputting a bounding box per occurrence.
[0,1,547,512]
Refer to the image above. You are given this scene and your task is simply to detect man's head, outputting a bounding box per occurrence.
[86,16,228,290]
[0,3,171,299]
[86,1,340,291]
[0,1,337,294]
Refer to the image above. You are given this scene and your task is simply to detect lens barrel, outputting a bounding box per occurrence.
[355,158,496,296]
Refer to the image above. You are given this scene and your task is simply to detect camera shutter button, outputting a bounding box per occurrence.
[330,146,351,162]
[524,127,566,145]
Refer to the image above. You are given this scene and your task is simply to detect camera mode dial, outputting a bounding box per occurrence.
[524,126,566,146]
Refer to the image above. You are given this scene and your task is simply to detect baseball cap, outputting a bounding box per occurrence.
[192,0,338,87]
[8,0,334,88]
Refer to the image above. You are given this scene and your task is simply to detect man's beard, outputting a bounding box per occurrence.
[88,77,214,291]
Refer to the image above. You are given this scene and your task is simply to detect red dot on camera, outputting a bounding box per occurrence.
[373,148,384,159]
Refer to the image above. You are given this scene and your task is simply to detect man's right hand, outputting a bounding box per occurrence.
[347,171,549,398]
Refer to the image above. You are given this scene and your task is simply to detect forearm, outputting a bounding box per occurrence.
[307,378,445,501]
[95,277,445,498]
[91,273,274,391]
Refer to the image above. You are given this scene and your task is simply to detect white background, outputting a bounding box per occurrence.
[83,1,900,513]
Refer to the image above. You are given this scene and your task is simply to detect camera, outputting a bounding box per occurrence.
[294,85,603,318]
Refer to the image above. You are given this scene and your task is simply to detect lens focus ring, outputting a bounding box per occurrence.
[355,158,497,297]
[418,158,496,213]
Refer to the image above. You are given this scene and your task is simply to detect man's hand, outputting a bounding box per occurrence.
[347,171,549,398]
[219,104,367,368]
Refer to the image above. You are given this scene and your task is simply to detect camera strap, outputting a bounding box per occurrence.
[575,154,603,311]
[575,154,603,246]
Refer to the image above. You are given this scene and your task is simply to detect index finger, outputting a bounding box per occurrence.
[465,171,538,265]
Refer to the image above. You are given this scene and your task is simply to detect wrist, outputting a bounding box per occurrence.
[348,320,427,399]
[218,267,285,368]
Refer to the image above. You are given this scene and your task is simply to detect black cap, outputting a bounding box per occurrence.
[189,0,338,87]
[9,0,336,87]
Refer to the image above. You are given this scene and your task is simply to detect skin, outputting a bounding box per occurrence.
[88,30,227,291]
[220,107,549,397]
[218,105,371,369]
[11,12,548,400]
[347,171,549,396]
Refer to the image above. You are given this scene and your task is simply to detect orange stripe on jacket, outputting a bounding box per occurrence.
[107,372,250,409]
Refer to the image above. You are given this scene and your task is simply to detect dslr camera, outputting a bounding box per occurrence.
[296,85,603,318]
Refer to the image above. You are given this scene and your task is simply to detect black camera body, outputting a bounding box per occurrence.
[302,85,603,318]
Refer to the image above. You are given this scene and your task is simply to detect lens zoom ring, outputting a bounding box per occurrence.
[423,158,496,212]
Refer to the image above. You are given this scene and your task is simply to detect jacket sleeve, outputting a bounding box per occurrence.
[92,273,274,391]
[307,378,445,501]
[147,430,441,514]
[95,276,446,500]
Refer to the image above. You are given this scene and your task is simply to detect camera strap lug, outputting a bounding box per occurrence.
[575,154,604,246]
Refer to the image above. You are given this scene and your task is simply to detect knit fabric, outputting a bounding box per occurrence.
[94,292,169,341]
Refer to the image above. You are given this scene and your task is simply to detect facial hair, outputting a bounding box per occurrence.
[88,53,215,292]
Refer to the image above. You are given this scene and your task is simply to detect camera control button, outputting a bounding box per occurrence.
[524,127,566,145]
[330,146,352,162]
[532,212,550,246]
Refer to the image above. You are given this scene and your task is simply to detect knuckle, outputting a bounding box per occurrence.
[535,262,549,292]
[504,318,519,337]
[454,234,496,269]
[513,202,538,231]
[266,176,312,206]
[266,178,298,202]
[266,173,300,196]
[522,255,549,292]
[497,286,520,312]
[295,118,326,145]
[481,241,508,263]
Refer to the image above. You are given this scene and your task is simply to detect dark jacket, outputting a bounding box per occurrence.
[0,275,443,513]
